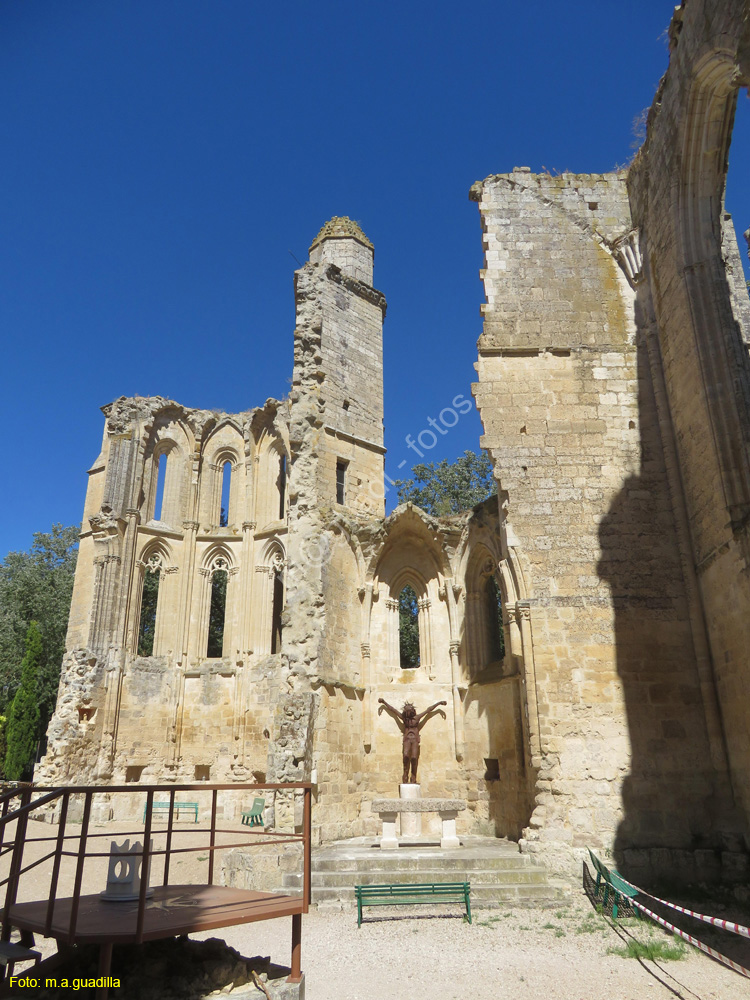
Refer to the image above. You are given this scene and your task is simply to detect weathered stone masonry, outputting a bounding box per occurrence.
[472,0,750,881]
[40,219,524,851]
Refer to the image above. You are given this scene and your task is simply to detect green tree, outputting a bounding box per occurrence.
[392,450,497,516]
[398,585,420,668]
[5,622,42,780]
[0,524,78,734]
[137,569,161,656]
[207,569,228,657]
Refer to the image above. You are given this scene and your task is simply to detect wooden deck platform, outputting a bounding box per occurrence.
[2,884,304,945]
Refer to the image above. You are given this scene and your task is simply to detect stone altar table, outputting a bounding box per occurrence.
[371,798,466,849]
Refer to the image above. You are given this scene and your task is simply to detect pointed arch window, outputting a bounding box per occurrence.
[486,575,505,663]
[206,557,229,657]
[278,454,287,520]
[220,460,232,527]
[399,584,420,668]
[153,453,168,521]
[269,550,285,653]
[137,553,162,656]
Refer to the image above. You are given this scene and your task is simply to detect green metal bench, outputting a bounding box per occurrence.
[143,801,198,823]
[588,849,639,919]
[241,797,265,827]
[355,881,471,927]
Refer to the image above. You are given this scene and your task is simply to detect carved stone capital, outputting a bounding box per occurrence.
[94,554,121,567]
[385,598,398,612]
[183,520,200,532]
[360,643,371,658]
[242,521,256,531]
[449,640,460,656]
[613,229,643,287]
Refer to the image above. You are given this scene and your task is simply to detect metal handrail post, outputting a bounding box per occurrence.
[2,787,31,944]
[303,787,311,913]
[45,790,70,936]
[136,789,154,944]
[208,789,218,885]
[68,791,93,944]
[163,789,175,886]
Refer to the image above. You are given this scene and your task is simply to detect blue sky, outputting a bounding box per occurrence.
[2,1,748,558]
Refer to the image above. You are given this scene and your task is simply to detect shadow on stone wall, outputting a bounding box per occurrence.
[597,322,742,887]
[467,681,533,840]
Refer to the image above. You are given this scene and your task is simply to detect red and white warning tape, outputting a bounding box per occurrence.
[616,876,750,941]
[629,897,750,979]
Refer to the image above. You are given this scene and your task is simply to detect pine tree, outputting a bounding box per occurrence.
[5,622,42,780]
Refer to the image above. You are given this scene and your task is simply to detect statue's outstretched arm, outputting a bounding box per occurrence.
[377,698,402,720]
[416,700,448,724]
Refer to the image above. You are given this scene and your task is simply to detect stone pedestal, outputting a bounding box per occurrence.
[439,811,460,849]
[372,798,466,850]
[380,812,399,850]
[399,783,422,837]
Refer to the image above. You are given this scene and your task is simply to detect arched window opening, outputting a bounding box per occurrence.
[486,575,505,663]
[399,584,420,668]
[278,454,287,520]
[725,88,750,289]
[137,562,161,656]
[271,570,284,653]
[154,452,168,521]
[336,459,348,505]
[220,460,232,527]
[206,567,228,657]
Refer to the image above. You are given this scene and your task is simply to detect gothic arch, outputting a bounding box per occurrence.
[252,538,286,655]
[254,431,289,528]
[128,538,176,656]
[142,414,192,526]
[200,420,245,528]
[195,543,238,659]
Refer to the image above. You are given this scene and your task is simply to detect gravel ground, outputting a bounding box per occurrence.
[4,820,750,999]
[198,895,750,1000]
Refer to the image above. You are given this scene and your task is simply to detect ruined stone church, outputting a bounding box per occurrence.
[40,0,750,883]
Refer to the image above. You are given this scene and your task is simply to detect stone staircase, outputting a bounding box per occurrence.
[282,836,568,909]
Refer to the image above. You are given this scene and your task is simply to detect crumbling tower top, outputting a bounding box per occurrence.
[309,216,374,285]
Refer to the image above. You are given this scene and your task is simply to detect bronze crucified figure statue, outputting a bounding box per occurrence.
[378,698,447,784]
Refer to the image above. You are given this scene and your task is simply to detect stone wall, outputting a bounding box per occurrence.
[470,0,750,882]
[626,0,750,851]
[471,165,740,879]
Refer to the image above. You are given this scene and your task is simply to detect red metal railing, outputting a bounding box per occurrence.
[0,782,311,951]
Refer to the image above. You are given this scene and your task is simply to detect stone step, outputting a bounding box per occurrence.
[283,868,549,888]
[311,854,534,873]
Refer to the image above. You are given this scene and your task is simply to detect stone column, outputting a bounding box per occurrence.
[449,640,465,762]
[516,601,541,764]
[418,596,433,678]
[386,597,399,670]
[441,581,465,762]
